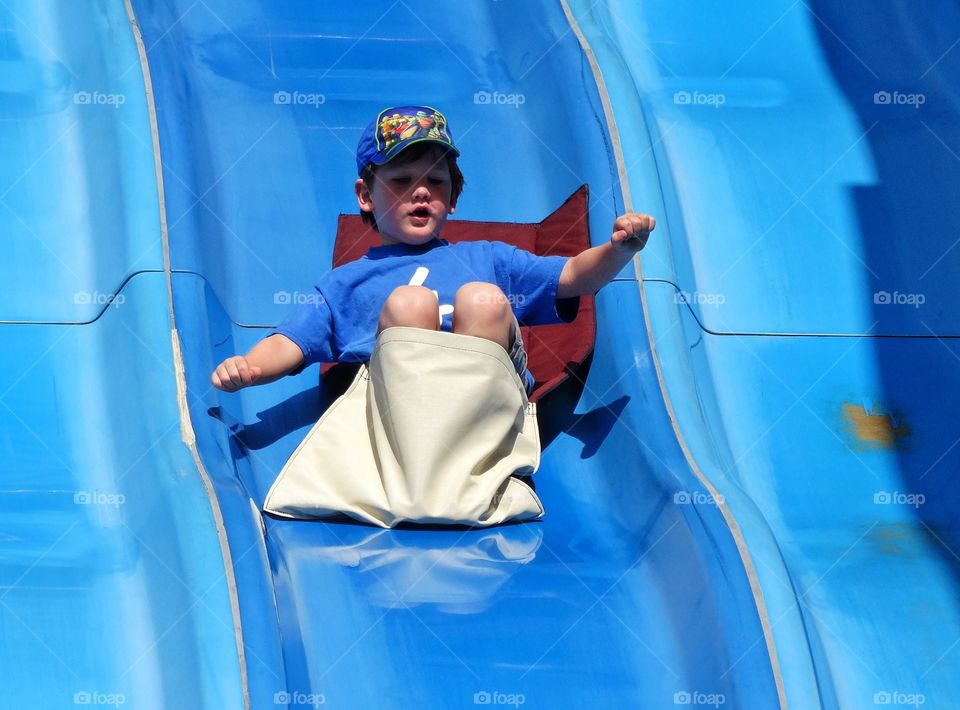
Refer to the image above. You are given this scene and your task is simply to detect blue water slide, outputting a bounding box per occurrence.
[565,1,960,708]
[5,1,956,708]
[0,2,247,708]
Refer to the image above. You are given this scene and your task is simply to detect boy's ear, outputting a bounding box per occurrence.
[355,178,374,214]
[448,193,457,215]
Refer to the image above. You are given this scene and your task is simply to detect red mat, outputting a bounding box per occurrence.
[323,185,596,402]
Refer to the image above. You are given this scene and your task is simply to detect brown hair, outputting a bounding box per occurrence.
[360,143,465,230]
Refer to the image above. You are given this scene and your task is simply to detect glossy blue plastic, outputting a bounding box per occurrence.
[0,3,244,707]
[569,1,960,708]
[3,1,956,708]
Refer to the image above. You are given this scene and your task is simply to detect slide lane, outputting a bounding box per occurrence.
[0,2,246,706]
[132,0,781,707]
[568,1,960,707]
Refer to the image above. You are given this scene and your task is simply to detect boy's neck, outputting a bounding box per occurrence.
[369,236,444,255]
[379,234,440,247]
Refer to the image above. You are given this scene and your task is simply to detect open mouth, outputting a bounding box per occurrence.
[409,206,431,226]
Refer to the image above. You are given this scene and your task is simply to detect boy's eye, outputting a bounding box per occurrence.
[428,177,446,185]
[391,176,411,185]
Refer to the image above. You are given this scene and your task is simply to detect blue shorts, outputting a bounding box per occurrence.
[508,315,534,396]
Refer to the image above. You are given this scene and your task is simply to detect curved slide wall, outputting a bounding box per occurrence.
[567,1,960,708]
[0,2,246,708]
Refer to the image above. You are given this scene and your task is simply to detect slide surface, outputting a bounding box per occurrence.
[566,1,960,708]
[0,3,246,708]
[2,1,956,708]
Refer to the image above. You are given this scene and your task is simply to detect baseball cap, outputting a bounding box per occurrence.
[356,105,459,175]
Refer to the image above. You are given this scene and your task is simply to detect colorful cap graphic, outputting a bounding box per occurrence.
[356,106,459,175]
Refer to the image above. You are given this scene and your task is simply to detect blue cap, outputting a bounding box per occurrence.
[356,105,459,175]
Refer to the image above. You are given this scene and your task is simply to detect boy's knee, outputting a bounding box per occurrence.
[379,285,439,329]
[455,282,513,322]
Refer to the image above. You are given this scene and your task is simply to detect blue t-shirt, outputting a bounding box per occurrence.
[273,237,580,392]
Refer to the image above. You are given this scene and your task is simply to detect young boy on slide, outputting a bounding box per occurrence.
[211,105,655,394]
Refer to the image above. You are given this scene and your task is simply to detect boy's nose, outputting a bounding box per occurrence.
[412,183,430,199]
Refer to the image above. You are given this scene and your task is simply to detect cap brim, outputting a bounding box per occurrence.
[372,137,460,166]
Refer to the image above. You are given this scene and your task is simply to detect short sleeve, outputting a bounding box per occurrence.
[490,241,581,326]
[272,286,336,366]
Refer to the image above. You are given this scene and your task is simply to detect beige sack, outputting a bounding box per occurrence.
[262,326,544,528]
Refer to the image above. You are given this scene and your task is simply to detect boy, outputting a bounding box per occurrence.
[211,105,655,394]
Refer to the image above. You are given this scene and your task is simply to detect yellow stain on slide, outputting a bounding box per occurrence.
[842,402,910,449]
[867,522,922,557]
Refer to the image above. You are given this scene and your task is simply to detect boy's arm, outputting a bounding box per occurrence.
[557,213,655,299]
[211,333,305,392]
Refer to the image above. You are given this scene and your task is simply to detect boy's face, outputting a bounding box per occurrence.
[355,146,457,246]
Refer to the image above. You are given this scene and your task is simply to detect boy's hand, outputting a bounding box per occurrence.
[212,356,263,392]
[611,213,656,252]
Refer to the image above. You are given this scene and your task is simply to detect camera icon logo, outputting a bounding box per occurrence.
[873,91,892,105]
[474,690,492,704]
[674,91,692,105]
[274,91,291,105]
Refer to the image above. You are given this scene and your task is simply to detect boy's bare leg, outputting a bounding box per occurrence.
[451,282,513,352]
[377,285,440,335]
